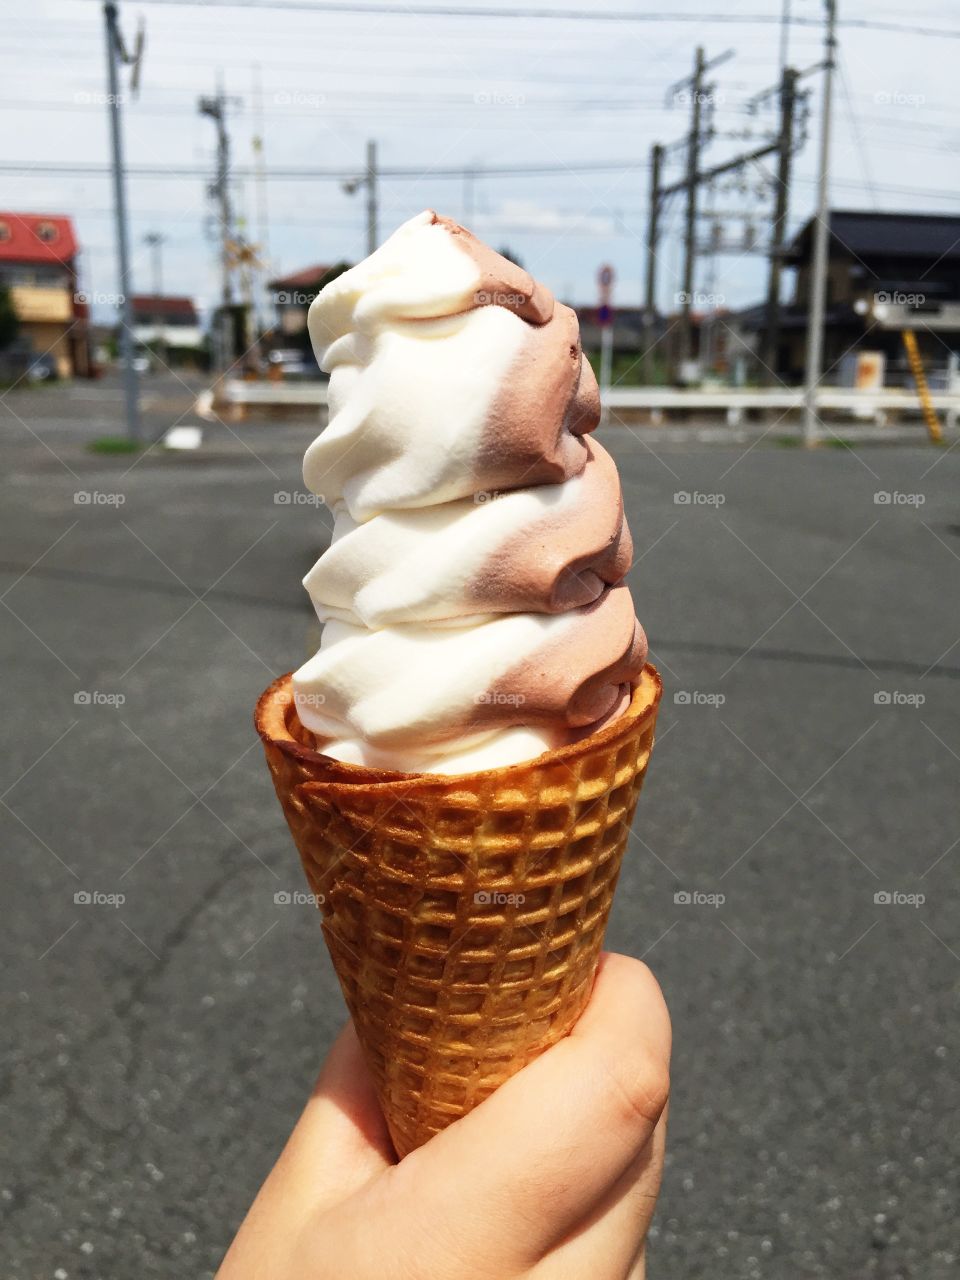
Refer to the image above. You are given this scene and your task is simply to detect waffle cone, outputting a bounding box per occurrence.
[255,664,662,1156]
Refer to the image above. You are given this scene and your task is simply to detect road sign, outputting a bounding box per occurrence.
[597,303,613,328]
[598,263,615,288]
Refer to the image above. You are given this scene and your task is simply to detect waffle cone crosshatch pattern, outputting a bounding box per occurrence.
[256,665,662,1156]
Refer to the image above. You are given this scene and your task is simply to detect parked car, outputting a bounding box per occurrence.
[0,340,57,383]
[267,348,315,379]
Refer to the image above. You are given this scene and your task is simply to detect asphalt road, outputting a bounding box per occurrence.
[2,375,958,1279]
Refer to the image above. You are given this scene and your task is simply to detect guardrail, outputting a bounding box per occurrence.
[217,379,960,428]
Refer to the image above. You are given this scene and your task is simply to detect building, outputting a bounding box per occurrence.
[0,212,90,377]
[131,295,204,367]
[268,262,351,343]
[727,210,960,384]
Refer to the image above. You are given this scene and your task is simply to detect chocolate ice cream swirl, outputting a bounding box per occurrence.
[293,211,647,773]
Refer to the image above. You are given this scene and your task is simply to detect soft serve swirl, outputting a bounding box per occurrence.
[292,210,647,773]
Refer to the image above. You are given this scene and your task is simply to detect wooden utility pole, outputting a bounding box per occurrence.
[761,66,798,382]
[643,142,664,384]
[678,47,706,371]
[803,0,838,444]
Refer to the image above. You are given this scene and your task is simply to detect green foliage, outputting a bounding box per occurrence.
[88,437,142,455]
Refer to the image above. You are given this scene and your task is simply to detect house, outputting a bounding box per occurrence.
[131,295,204,367]
[268,262,351,343]
[728,210,960,384]
[0,212,90,377]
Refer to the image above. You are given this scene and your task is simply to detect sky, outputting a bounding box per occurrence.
[4,0,960,325]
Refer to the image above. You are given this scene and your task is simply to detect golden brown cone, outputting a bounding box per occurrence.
[255,664,662,1157]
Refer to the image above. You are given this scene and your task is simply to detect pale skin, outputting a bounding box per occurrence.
[218,953,671,1280]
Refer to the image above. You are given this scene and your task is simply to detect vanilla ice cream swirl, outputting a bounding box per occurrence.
[292,210,647,773]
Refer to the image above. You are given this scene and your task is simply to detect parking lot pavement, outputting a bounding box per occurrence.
[2,377,958,1278]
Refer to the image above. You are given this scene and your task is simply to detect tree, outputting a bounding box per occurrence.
[0,285,19,351]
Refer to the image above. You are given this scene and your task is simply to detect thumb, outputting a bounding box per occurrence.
[386,952,671,1270]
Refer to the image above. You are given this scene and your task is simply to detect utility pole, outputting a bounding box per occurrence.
[365,139,379,255]
[779,0,792,75]
[199,87,235,371]
[643,142,663,384]
[678,46,706,373]
[761,66,798,382]
[144,231,165,296]
[251,63,271,339]
[102,0,141,442]
[802,0,837,445]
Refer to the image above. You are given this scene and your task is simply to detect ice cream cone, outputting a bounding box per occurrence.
[255,664,661,1157]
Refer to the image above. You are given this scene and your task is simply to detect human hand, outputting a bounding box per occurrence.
[218,952,671,1280]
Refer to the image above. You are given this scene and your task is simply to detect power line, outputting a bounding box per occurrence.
[0,159,644,179]
[67,0,960,39]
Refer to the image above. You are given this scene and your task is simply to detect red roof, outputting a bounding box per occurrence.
[268,263,335,291]
[131,295,198,321]
[0,212,78,265]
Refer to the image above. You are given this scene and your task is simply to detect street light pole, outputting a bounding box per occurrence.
[802,0,837,445]
[103,0,141,442]
[365,139,379,255]
[144,231,165,296]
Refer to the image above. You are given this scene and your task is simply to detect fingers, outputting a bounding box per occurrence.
[217,1022,393,1278]
[389,952,670,1271]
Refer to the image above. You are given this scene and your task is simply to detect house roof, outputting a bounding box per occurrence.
[268,264,335,291]
[0,212,78,265]
[131,294,198,321]
[786,210,960,263]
